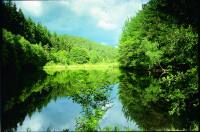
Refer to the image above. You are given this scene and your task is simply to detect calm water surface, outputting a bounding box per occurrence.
[16,84,139,131]
[2,68,198,131]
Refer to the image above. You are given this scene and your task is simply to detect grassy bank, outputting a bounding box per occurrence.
[43,62,119,74]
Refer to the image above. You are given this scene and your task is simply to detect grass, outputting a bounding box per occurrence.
[43,62,119,74]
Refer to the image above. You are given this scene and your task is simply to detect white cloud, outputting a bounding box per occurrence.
[15,1,43,16]
[60,0,146,30]
[17,112,43,131]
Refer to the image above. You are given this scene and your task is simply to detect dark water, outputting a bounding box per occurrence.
[2,68,199,131]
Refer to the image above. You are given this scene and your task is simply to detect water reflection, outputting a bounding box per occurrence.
[118,70,199,131]
[3,68,134,131]
[3,68,199,131]
[17,98,82,131]
[100,84,140,131]
[2,70,48,131]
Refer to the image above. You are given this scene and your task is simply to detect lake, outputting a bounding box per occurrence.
[2,68,198,131]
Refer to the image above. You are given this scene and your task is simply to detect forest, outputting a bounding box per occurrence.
[1,1,117,75]
[119,0,199,129]
[2,0,199,131]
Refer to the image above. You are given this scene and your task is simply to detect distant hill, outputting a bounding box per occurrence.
[1,1,117,75]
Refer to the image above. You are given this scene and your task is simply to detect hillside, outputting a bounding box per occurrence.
[1,1,117,75]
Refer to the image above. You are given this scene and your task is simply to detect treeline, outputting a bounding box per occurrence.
[2,1,52,47]
[49,34,116,64]
[2,29,49,73]
[1,1,117,74]
[119,0,198,70]
[119,0,199,121]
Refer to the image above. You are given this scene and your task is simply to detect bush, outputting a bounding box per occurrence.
[2,29,48,73]
[69,48,90,64]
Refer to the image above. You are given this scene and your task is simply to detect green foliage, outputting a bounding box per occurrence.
[118,0,199,121]
[2,1,52,47]
[50,50,70,64]
[2,29,48,73]
[49,34,117,64]
[119,0,198,70]
[69,48,90,64]
[75,108,105,131]
[119,70,199,131]
[118,0,199,130]
[119,71,171,131]
[160,67,198,115]
[2,1,117,68]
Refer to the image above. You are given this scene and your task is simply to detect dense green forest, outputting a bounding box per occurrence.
[119,0,199,128]
[1,1,117,75]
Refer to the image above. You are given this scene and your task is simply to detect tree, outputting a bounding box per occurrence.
[70,48,90,64]
[118,0,199,126]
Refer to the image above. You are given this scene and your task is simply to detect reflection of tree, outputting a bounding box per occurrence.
[2,70,48,131]
[52,70,118,131]
[61,70,117,131]
[74,85,112,131]
[119,70,199,131]
[3,69,119,131]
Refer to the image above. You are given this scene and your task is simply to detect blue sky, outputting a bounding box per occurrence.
[14,0,149,46]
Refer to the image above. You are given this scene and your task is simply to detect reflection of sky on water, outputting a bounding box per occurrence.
[17,98,82,131]
[17,84,139,131]
[100,84,140,131]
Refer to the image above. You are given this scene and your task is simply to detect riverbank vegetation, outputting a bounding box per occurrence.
[44,62,118,74]
[118,0,199,130]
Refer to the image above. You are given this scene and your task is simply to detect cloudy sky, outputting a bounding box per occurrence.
[14,0,149,46]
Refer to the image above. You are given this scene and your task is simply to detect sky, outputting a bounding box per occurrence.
[14,0,149,46]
